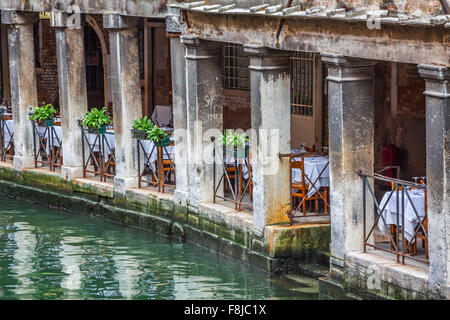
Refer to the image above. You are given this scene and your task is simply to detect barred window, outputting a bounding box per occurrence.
[223,44,250,90]
[290,52,314,117]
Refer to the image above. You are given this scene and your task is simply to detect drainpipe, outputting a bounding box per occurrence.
[275,0,293,48]
[440,0,449,14]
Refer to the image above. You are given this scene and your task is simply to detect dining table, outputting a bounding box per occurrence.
[85,129,116,159]
[2,119,14,149]
[291,155,330,198]
[377,188,426,242]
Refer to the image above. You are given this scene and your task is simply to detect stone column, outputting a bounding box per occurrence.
[168,25,189,206]
[104,14,142,194]
[51,11,88,180]
[1,11,38,171]
[180,35,223,208]
[418,64,449,297]
[321,53,377,265]
[244,44,291,236]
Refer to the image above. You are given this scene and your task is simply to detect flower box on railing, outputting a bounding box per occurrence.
[223,145,248,159]
[155,136,171,147]
[78,119,107,134]
[131,129,149,140]
[34,119,54,127]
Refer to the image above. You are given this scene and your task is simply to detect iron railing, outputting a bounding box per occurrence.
[280,151,330,222]
[212,138,253,212]
[358,171,429,265]
[80,121,115,181]
[136,137,175,193]
[32,121,62,171]
[0,109,14,162]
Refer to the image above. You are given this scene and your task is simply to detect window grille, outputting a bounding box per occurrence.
[223,44,250,90]
[290,52,314,117]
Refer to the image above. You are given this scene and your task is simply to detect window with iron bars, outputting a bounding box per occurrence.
[223,44,250,90]
[290,52,314,117]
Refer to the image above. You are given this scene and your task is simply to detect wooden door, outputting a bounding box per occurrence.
[290,52,323,151]
[143,21,172,117]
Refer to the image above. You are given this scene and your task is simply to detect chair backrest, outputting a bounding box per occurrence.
[290,158,306,186]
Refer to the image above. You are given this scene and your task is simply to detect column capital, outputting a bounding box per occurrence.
[50,10,85,29]
[321,52,377,83]
[243,44,290,71]
[321,52,378,68]
[103,13,138,30]
[1,10,38,25]
[418,64,449,99]
[166,13,182,35]
[181,35,222,60]
[418,64,449,81]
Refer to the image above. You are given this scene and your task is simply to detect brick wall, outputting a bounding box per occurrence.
[36,20,59,108]
[222,89,251,131]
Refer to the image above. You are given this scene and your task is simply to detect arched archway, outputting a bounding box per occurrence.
[85,15,109,111]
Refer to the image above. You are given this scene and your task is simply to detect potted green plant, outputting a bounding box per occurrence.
[131,116,154,140]
[148,125,170,147]
[80,107,111,134]
[221,130,249,158]
[29,103,57,127]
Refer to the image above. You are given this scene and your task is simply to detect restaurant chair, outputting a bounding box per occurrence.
[291,158,327,216]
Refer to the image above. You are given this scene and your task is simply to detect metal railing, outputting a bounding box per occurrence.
[0,109,14,162]
[136,137,175,193]
[80,121,115,182]
[212,138,253,212]
[32,121,62,171]
[280,151,330,222]
[358,171,429,265]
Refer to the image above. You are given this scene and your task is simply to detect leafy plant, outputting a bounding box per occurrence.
[132,116,154,132]
[147,125,168,143]
[81,107,111,129]
[29,103,57,121]
[221,130,248,149]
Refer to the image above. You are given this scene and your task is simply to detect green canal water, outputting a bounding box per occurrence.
[0,198,318,300]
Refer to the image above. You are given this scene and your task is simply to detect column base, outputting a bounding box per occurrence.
[173,190,188,207]
[61,166,84,181]
[114,176,138,195]
[13,156,35,171]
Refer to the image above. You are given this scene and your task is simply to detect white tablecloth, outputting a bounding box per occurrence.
[86,130,115,158]
[36,125,62,155]
[292,156,330,198]
[139,139,174,173]
[3,120,14,148]
[377,189,426,242]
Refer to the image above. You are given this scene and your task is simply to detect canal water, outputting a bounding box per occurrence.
[0,198,318,300]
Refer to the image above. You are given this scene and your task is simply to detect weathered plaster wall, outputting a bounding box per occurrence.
[0,0,168,18]
[183,12,448,66]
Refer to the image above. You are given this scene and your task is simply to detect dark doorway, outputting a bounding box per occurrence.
[143,20,172,117]
[84,24,105,110]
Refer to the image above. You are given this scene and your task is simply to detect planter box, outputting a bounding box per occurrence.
[131,129,149,140]
[223,145,248,159]
[35,119,53,127]
[155,137,171,147]
[86,124,107,135]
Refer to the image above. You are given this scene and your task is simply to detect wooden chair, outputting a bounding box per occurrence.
[291,158,327,216]
[412,188,428,259]
[161,144,175,184]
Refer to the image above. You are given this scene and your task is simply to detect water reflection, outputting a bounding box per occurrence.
[11,222,37,297]
[0,198,318,300]
[59,236,85,298]
[112,255,143,299]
